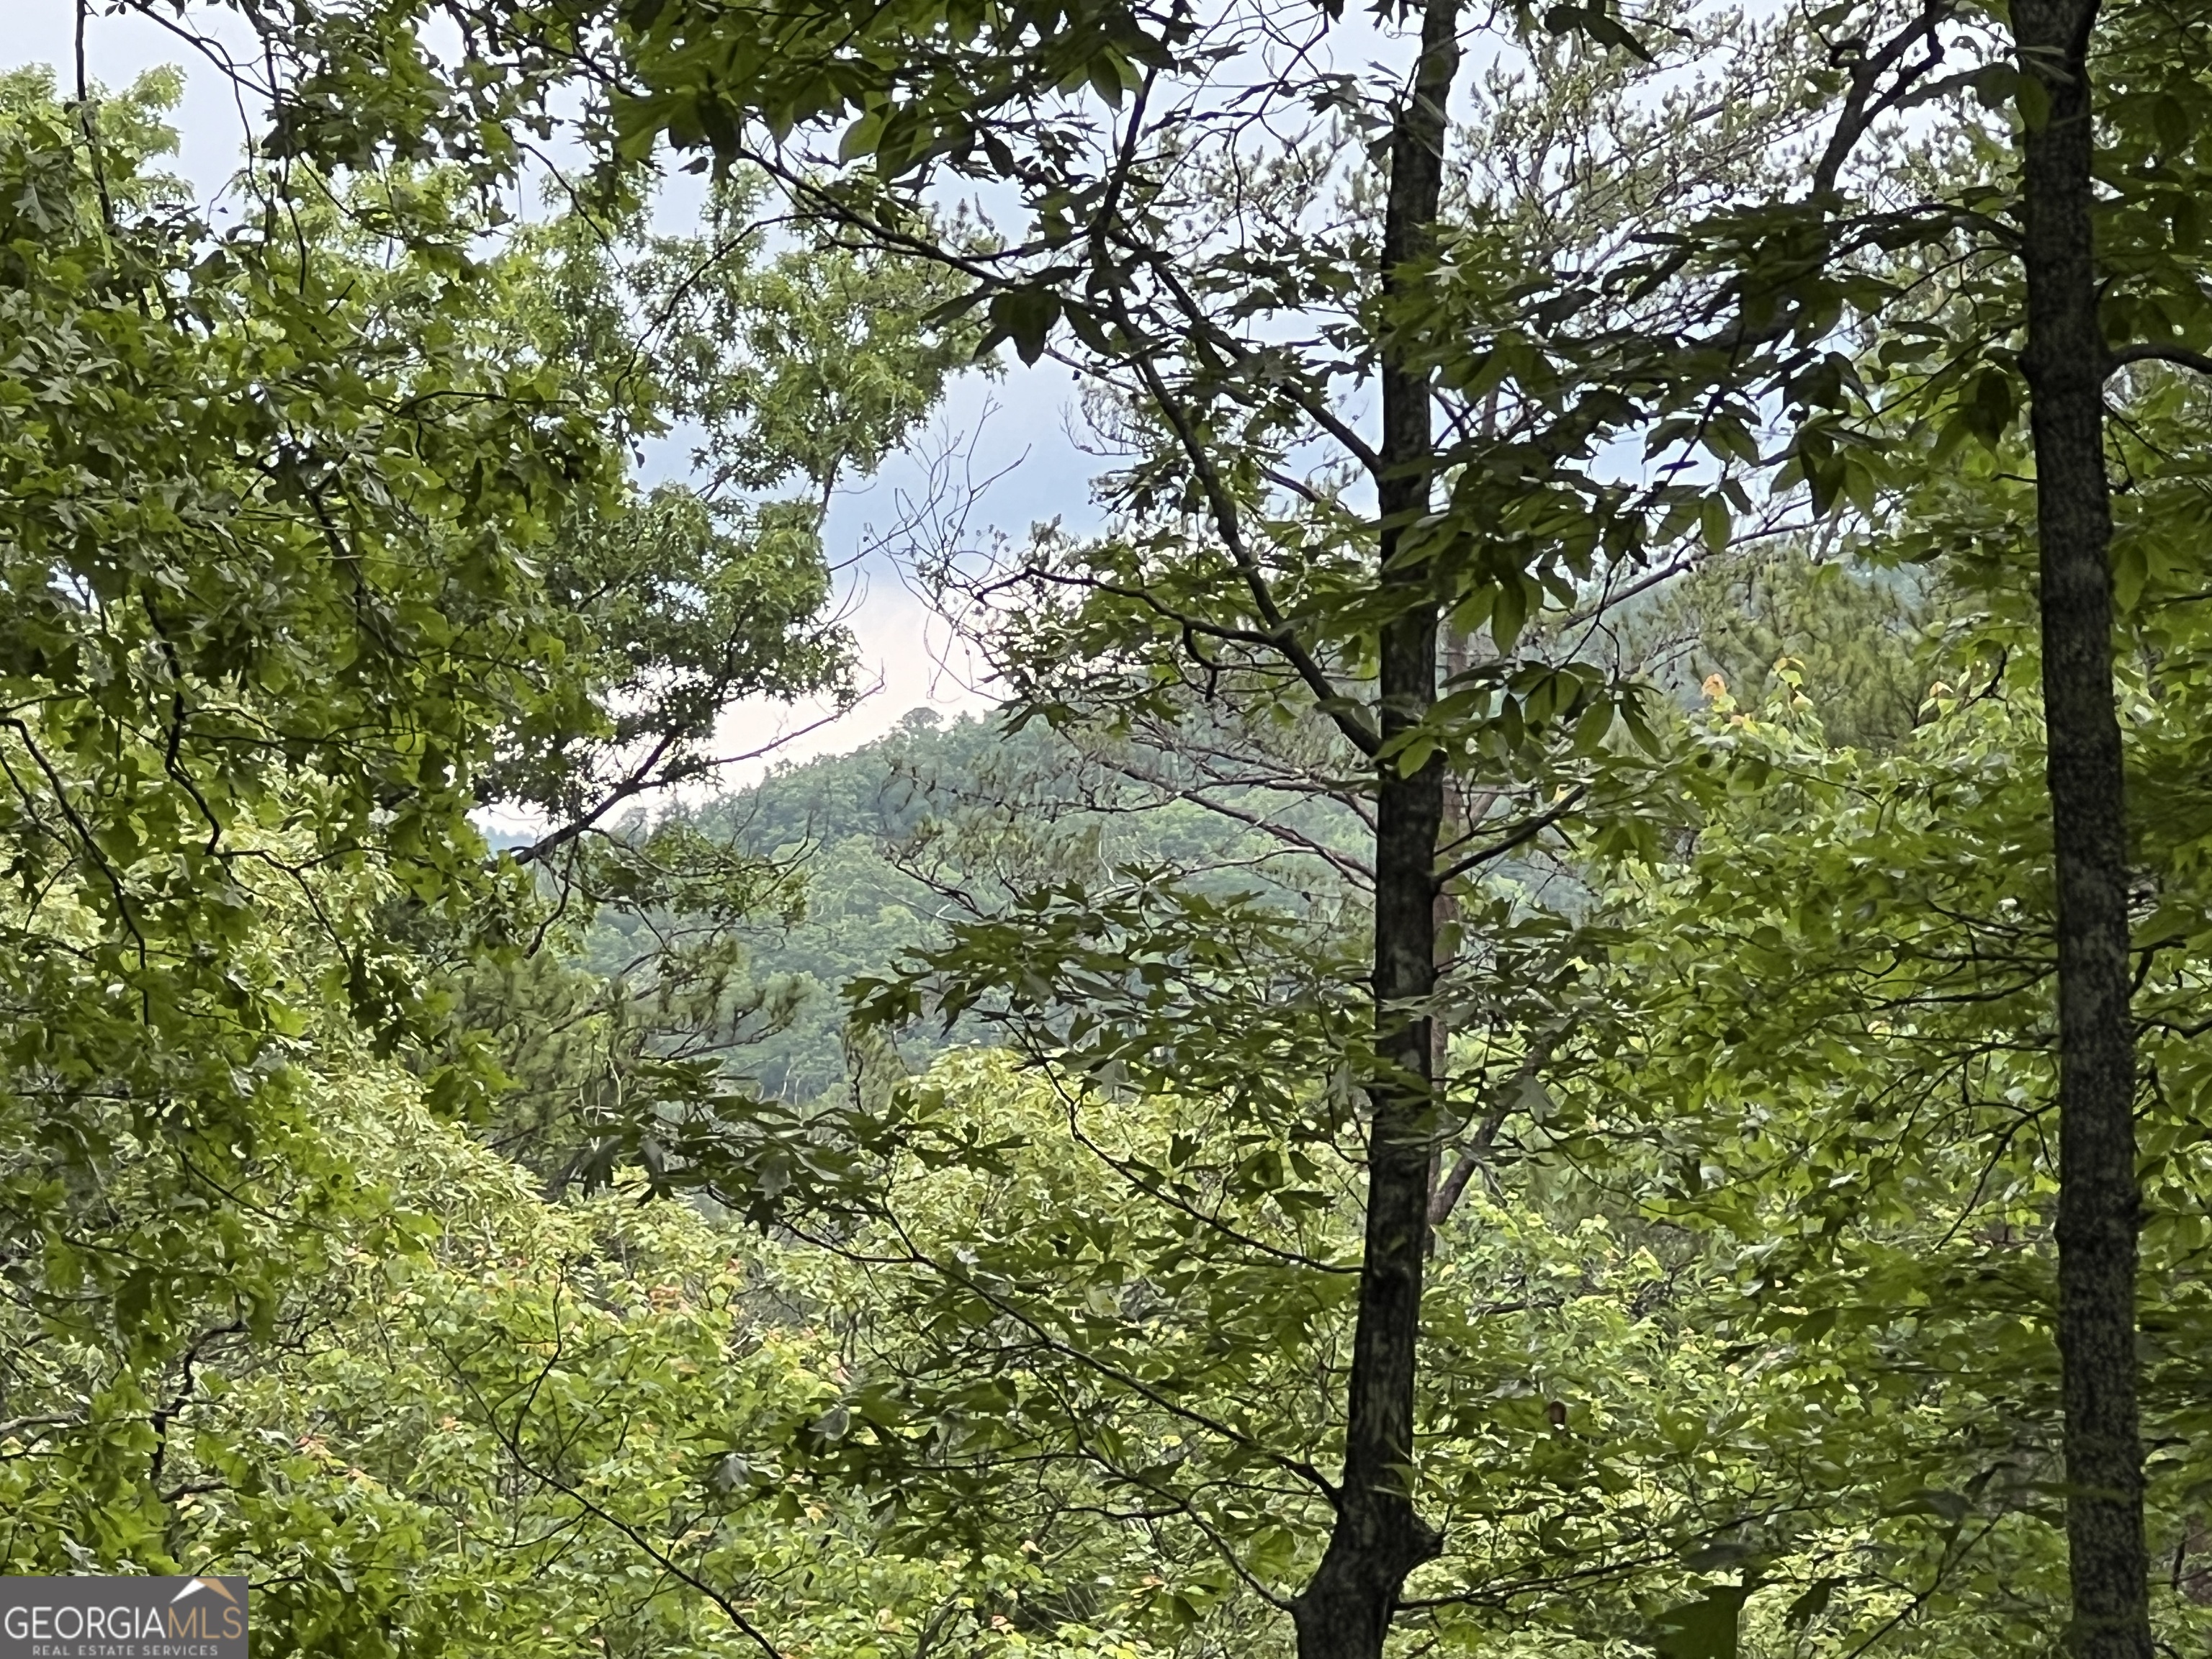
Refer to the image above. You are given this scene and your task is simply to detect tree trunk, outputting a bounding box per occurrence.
[1290,2,1459,1653]
[2012,1,2151,1652]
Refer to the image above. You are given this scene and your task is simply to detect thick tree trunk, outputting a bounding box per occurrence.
[2012,1,2151,1653]
[1290,2,1459,1653]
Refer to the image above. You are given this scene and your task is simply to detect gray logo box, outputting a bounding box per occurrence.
[0,1576,248,1658]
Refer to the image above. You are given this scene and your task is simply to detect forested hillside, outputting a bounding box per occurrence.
[580,544,1933,1108]
[6,1,2212,1657]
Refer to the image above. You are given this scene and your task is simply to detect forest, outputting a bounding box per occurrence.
[2,0,2210,1654]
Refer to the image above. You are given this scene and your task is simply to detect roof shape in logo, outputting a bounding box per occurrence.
[169,1578,240,1606]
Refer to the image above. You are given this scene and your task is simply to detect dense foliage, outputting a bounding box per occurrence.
[10,0,2212,1655]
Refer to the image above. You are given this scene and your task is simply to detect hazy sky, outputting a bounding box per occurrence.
[8,1,1115,794]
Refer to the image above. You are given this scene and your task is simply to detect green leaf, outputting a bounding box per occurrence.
[1785,1578,1836,1629]
[1491,577,1530,655]
[839,108,887,161]
[1652,1583,1752,1659]
[1700,495,1731,554]
[1542,2,1654,58]
[986,287,1062,365]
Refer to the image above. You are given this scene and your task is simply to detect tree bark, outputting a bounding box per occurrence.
[1289,2,1459,1653]
[2012,1,2151,1652]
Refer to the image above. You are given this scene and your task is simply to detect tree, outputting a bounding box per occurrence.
[483,178,974,865]
[0,57,968,1626]
[555,7,1972,1654]
[183,0,2014,1649]
[0,63,623,1419]
[2010,0,2175,1646]
[1629,541,1938,752]
[1773,2,2212,1642]
[80,0,2212,1650]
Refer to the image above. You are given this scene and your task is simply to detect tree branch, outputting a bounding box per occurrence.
[2108,341,2212,379]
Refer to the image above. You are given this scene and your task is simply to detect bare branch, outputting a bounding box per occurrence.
[2109,342,2212,379]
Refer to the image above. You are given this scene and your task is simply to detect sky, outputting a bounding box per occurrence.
[7,0,1110,803]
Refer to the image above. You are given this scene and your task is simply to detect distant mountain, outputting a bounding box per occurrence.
[580,704,1364,1102]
